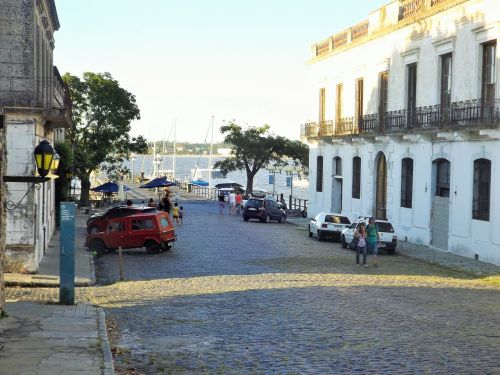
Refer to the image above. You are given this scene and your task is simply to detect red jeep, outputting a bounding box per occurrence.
[86,211,175,255]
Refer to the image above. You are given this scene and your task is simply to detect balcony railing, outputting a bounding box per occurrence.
[399,0,425,20]
[302,99,500,140]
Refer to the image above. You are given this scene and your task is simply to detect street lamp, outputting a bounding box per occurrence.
[3,140,55,210]
[266,164,281,197]
[285,165,303,210]
[34,140,55,178]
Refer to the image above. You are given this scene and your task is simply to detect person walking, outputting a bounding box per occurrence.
[179,206,184,223]
[228,191,236,215]
[354,222,367,266]
[172,202,180,223]
[218,192,226,216]
[235,192,243,215]
[162,194,172,214]
[366,217,380,267]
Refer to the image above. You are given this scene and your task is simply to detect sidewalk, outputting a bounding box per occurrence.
[1,211,114,375]
[0,302,114,375]
[286,216,500,277]
[4,212,95,287]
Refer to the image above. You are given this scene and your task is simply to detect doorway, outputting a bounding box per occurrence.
[331,157,342,213]
[375,152,387,220]
[431,159,450,250]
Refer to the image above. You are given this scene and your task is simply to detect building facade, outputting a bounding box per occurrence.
[302,0,500,265]
[0,0,71,271]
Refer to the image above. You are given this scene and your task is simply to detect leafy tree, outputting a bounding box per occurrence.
[63,72,148,206]
[214,122,309,194]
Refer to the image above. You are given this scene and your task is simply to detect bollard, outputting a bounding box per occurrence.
[118,246,124,281]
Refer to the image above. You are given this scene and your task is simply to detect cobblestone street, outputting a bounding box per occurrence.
[6,200,500,374]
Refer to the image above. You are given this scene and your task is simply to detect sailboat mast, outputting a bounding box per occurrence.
[208,115,214,188]
[173,118,177,181]
[153,140,157,178]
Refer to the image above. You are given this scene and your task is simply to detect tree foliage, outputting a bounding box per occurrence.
[214,122,309,194]
[63,72,148,205]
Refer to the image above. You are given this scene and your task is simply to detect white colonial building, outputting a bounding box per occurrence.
[302,0,500,265]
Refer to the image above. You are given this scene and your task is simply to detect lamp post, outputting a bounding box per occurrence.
[285,165,303,210]
[266,165,281,197]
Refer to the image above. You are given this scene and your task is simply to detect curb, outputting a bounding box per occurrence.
[5,278,96,288]
[98,307,115,375]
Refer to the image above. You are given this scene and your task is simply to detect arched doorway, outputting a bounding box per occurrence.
[375,153,387,220]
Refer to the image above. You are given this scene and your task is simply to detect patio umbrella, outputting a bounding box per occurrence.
[215,182,243,189]
[139,177,176,189]
[91,181,131,193]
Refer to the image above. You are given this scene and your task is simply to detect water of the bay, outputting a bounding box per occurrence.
[122,155,309,200]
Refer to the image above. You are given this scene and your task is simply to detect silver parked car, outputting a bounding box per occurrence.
[341,218,398,255]
[308,212,351,241]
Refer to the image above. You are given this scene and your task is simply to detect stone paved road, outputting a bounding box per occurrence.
[7,200,500,374]
[90,200,500,374]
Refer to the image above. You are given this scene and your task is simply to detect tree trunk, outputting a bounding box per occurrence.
[80,174,91,207]
[245,173,255,196]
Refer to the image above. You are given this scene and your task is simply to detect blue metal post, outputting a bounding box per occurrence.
[59,202,76,305]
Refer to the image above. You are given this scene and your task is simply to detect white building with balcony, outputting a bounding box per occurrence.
[302,0,500,265]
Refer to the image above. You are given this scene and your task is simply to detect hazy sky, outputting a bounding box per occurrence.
[54,0,388,143]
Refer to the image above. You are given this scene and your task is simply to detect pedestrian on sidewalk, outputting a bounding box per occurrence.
[366,217,380,267]
[354,222,367,266]
[179,206,184,223]
[218,192,226,216]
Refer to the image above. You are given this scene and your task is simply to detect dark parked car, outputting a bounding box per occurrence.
[243,197,286,223]
[87,205,158,234]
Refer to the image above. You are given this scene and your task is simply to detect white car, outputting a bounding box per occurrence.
[308,212,351,241]
[341,218,398,254]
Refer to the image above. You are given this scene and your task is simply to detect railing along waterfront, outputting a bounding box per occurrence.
[303,99,500,140]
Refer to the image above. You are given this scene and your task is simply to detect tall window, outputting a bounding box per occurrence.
[435,159,450,197]
[319,88,326,123]
[352,156,361,199]
[407,63,417,126]
[482,41,496,104]
[355,78,364,132]
[336,84,343,124]
[379,72,389,131]
[473,158,491,221]
[401,158,413,208]
[316,156,324,192]
[440,54,452,109]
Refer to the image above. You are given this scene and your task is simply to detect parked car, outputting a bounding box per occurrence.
[341,218,397,254]
[86,211,175,255]
[243,197,286,223]
[87,205,158,234]
[308,212,351,241]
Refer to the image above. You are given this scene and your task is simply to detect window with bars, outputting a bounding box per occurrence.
[435,159,450,197]
[473,158,491,221]
[316,156,323,192]
[352,156,361,199]
[401,158,413,208]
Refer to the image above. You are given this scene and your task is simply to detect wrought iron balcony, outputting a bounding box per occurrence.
[302,99,500,141]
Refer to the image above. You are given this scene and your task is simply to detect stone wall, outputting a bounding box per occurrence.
[0,116,5,314]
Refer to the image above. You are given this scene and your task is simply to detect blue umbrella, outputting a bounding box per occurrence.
[139,177,177,189]
[191,179,209,187]
[91,181,130,193]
